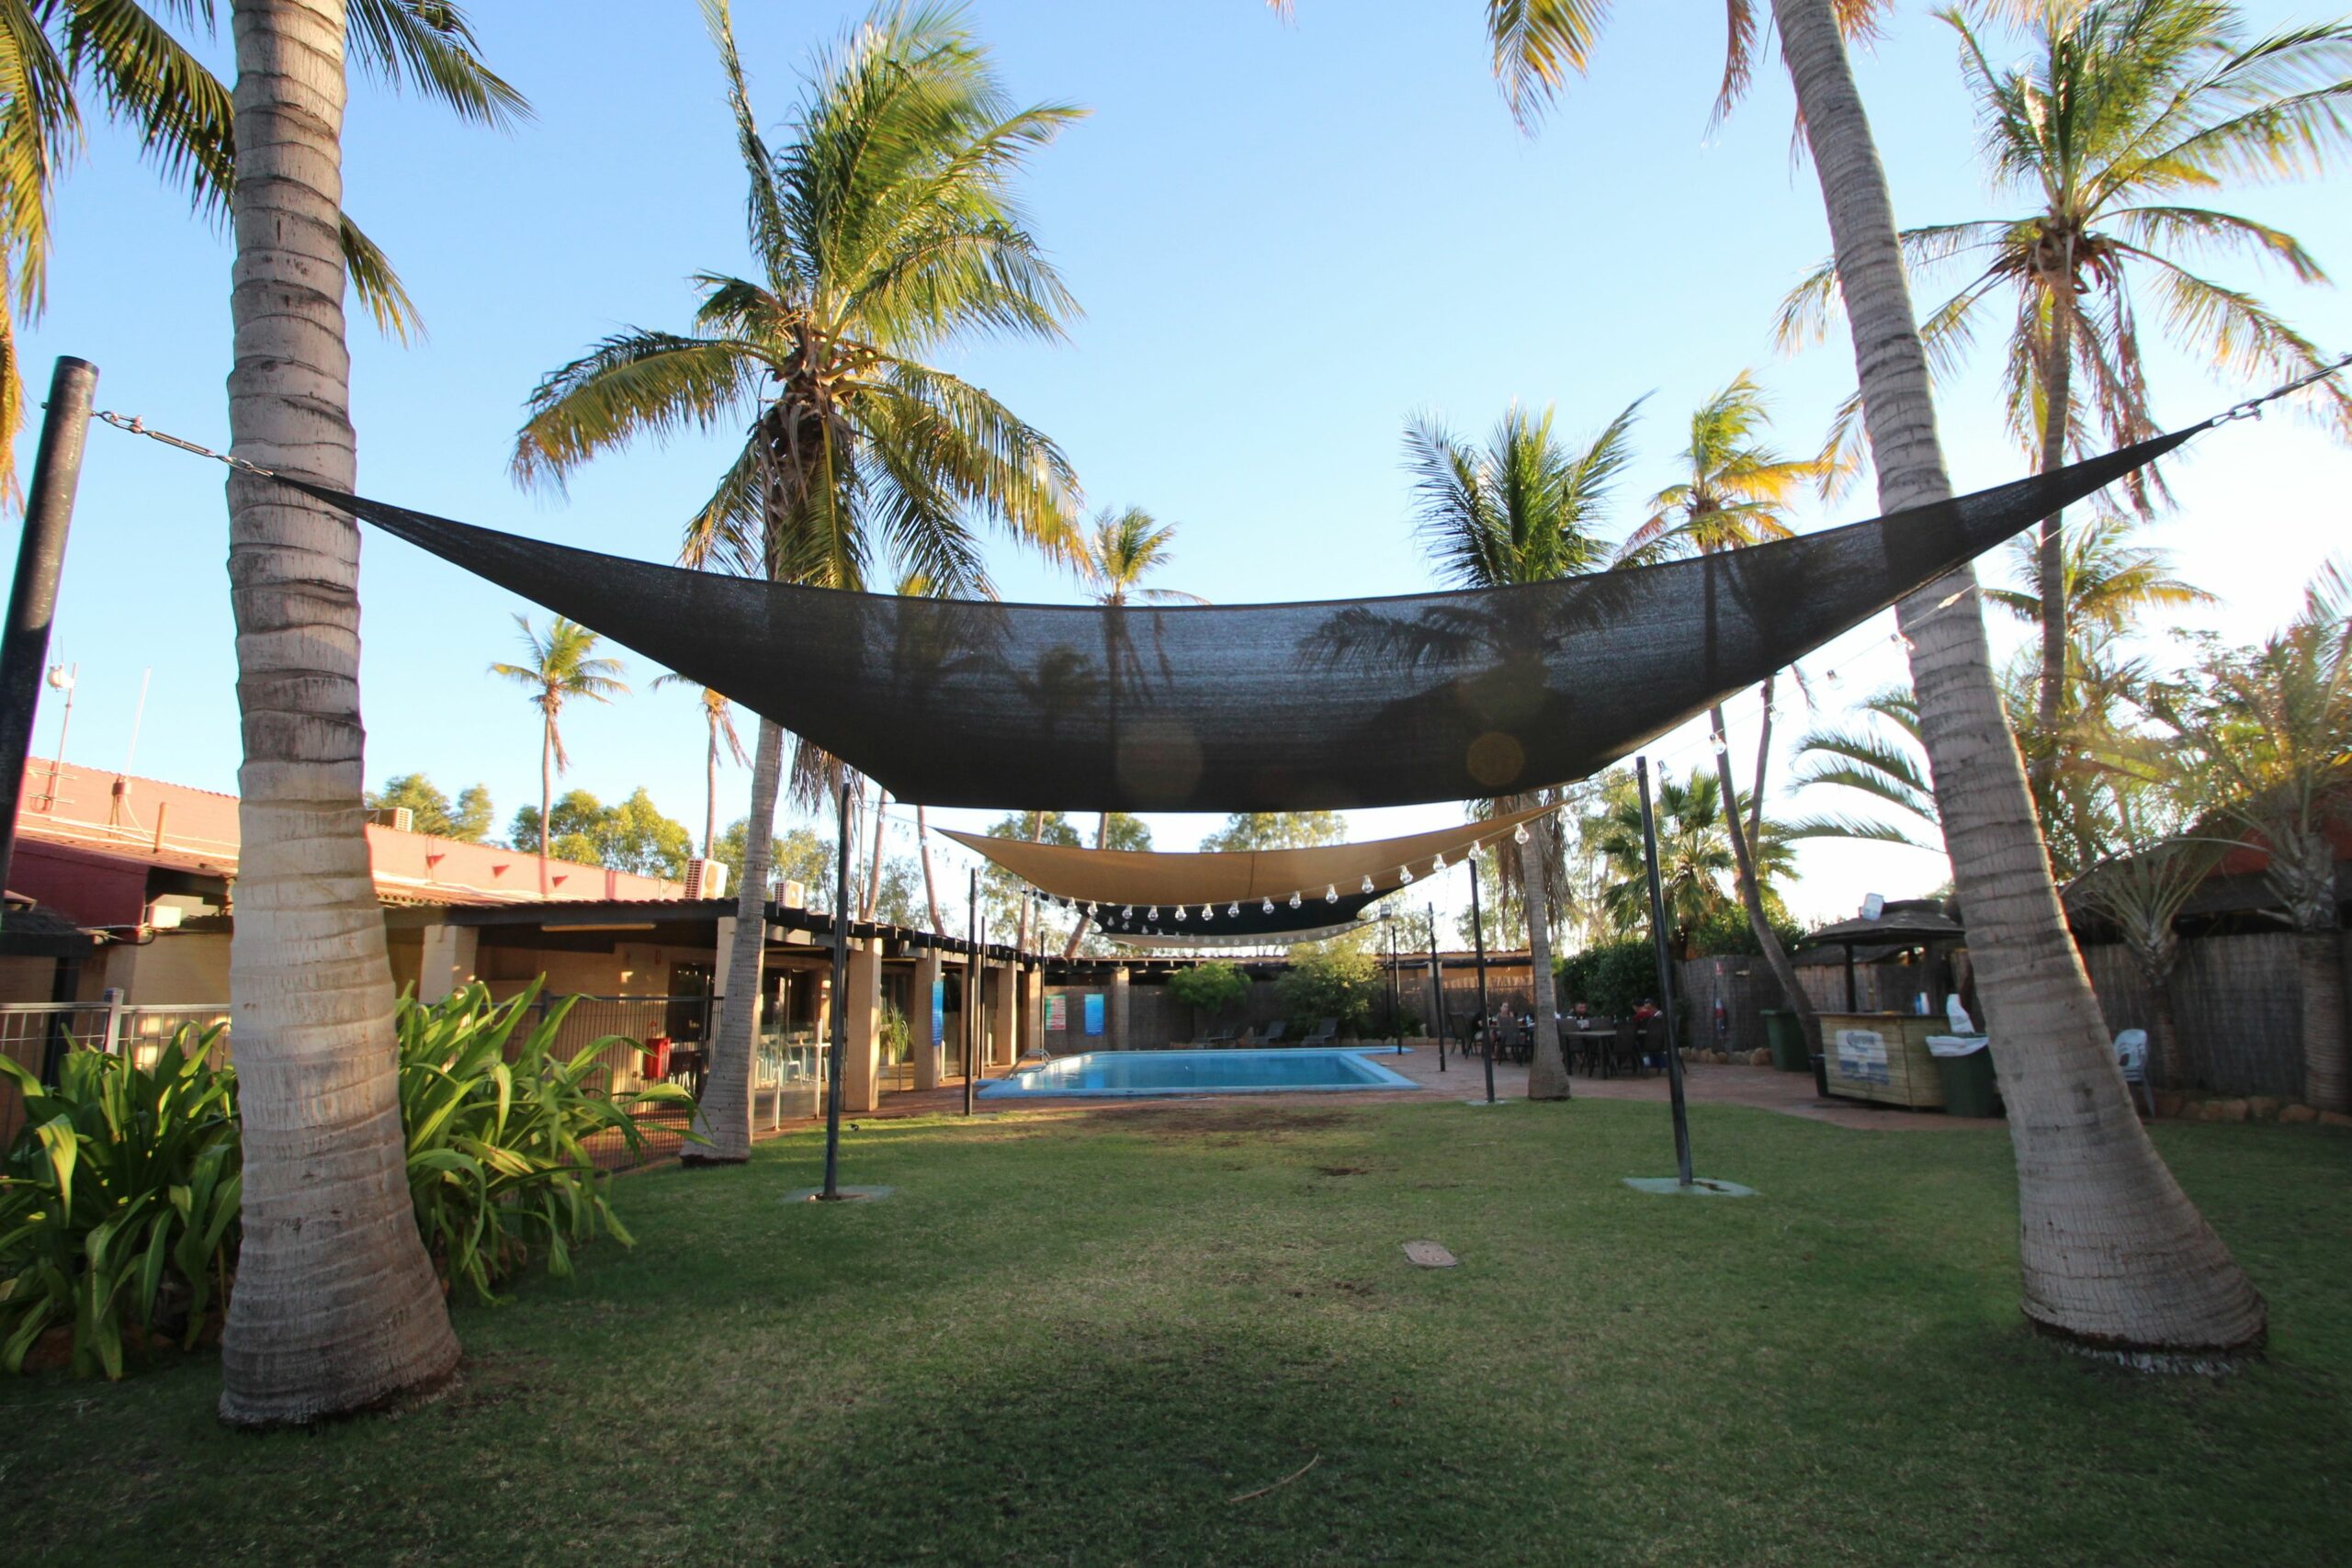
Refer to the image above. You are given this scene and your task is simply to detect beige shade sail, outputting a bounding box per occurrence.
[942,803,1551,908]
[1106,921,1371,951]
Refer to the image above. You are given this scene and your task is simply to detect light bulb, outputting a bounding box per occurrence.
[1227,902,1240,918]
[1710,734,1727,755]
[1288,891,1302,909]
[1399,864,1414,885]
[1512,822,1530,845]
[1084,902,1095,917]
[1261,897,1275,914]
[1121,906,1132,919]
[1467,841,1480,862]
[1148,906,1159,920]
[1361,874,1374,895]
[1174,905,1186,921]
[1324,884,1338,903]
[1200,903,1213,922]
[1431,853,1446,873]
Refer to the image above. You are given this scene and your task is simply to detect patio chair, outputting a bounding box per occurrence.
[1610,1021,1643,1078]
[1300,1017,1339,1046]
[1257,1020,1286,1045]
[2113,1028,2157,1118]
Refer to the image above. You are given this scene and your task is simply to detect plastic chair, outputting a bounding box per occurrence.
[2113,1028,2156,1118]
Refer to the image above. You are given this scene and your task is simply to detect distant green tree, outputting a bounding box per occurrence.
[489,614,628,894]
[1274,946,1380,1036]
[509,788,693,879]
[1167,961,1252,1034]
[368,774,492,842]
[1199,812,1346,852]
[714,821,831,905]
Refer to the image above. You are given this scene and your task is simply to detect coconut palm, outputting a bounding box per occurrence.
[1780,0,2352,754]
[1787,684,1944,850]
[1081,507,1208,605]
[1985,510,2220,638]
[1370,0,2267,1350]
[215,0,514,1427]
[0,0,525,498]
[511,2,1081,1161]
[2148,563,2352,1111]
[654,674,750,861]
[1592,768,1793,941]
[1408,397,1641,1098]
[1617,372,1833,1051]
[2068,835,2228,1089]
[491,616,629,894]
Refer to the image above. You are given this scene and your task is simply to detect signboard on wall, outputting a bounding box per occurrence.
[1046,994,1068,1032]
[932,978,944,1044]
[1084,992,1105,1036]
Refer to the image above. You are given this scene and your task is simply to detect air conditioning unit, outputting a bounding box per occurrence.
[773,878,807,908]
[368,807,415,832]
[684,857,729,899]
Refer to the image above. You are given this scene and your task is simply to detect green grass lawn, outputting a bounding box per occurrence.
[5,1099,2349,1566]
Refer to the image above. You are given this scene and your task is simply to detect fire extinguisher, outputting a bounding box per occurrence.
[1713,997,1728,1044]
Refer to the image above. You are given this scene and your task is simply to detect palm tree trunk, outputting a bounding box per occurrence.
[1521,811,1570,1100]
[703,723,719,860]
[693,715,786,1164]
[537,714,552,894]
[861,783,888,919]
[2298,926,2347,1112]
[1773,0,2264,1354]
[2033,283,2075,777]
[217,0,458,1424]
[917,805,945,936]
[1711,701,1819,1052]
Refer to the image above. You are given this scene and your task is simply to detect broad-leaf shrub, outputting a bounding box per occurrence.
[0,1029,240,1378]
[400,981,695,1303]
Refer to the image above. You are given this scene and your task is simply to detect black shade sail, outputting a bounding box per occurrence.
[294,427,2190,814]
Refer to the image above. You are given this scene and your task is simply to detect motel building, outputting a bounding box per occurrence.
[0,761,1287,1137]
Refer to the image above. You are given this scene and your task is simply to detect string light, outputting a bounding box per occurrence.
[1174,905,1187,921]
[1430,852,1445,873]
[1361,874,1375,894]
[1148,906,1159,920]
[1324,884,1338,902]
[1513,821,1530,845]
[1227,902,1240,918]
[1121,906,1132,919]
[1288,891,1302,909]
[1466,840,1480,862]
[1200,903,1214,922]
[1399,864,1414,885]
[1261,897,1275,914]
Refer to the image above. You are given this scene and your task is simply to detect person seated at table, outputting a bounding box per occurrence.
[1633,998,1660,1023]
[1571,999,1592,1029]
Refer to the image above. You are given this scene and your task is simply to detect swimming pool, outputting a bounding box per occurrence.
[977,1047,1419,1099]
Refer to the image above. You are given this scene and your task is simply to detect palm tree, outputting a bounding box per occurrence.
[1372,0,2267,1352]
[214,0,511,1427]
[1780,0,2352,757]
[511,2,1081,1161]
[1617,372,1832,1053]
[1985,511,2219,639]
[1408,397,1641,1098]
[2068,835,2227,1090]
[490,615,628,895]
[1787,684,1944,851]
[0,0,525,498]
[655,674,750,861]
[1591,768,1790,942]
[2149,564,2352,1111]
[1059,506,1202,954]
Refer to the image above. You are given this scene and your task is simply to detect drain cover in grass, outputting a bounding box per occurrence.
[1622,1177,1756,1198]
[784,1184,897,1203]
[1403,1240,1458,1268]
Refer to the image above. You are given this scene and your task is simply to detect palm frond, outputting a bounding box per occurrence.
[347,0,529,127]
[513,332,767,492]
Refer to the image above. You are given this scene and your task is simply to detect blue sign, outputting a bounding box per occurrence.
[932,977,945,1043]
[1083,992,1105,1036]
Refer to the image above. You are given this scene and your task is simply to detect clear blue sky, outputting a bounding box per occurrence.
[14,0,2350,934]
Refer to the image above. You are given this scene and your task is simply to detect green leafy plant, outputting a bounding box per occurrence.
[1274,949,1380,1037]
[878,1003,911,1066]
[399,982,695,1303]
[1555,941,1657,1021]
[1167,962,1252,1021]
[0,1029,241,1379]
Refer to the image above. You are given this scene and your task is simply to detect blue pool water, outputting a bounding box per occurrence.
[978,1047,1419,1099]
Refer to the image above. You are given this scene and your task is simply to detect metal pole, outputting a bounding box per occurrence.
[1387,915,1402,1055]
[1428,901,1445,1073]
[820,780,852,1199]
[0,358,97,908]
[1471,870,1495,1104]
[962,867,978,1115]
[1636,757,1694,1188]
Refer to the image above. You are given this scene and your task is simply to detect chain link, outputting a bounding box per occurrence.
[92,410,277,477]
[2206,350,2352,426]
